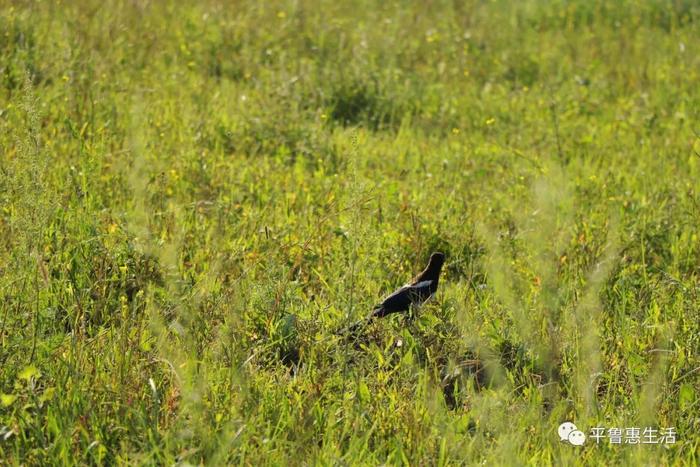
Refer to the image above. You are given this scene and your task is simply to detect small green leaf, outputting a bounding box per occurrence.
[679,383,696,410]
[371,348,385,366]
[1,393,17,407]
[358,381,371,403]
[140,329,152,352]
[19,365,41,381]
[40,387,56,403]
[280,314,297,340]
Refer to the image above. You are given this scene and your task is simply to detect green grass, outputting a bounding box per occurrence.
[1,0,699,464]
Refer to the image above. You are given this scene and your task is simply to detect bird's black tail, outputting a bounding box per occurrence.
[370,305,387,318]
[337,307,384,337]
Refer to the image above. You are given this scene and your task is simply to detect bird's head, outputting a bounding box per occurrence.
[428,252,445,271]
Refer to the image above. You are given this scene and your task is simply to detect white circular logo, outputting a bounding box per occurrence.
[568,430,586,446]
[558,422,577,441]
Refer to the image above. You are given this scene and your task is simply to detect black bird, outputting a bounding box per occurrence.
[341,252,446,335]
[371,251,445,317]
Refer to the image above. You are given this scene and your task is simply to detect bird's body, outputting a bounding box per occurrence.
[371,251,445,316]
[341,252,445,335]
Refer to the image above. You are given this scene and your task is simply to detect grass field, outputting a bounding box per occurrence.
[1,0,699,464]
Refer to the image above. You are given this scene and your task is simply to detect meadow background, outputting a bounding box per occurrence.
[1,0,699,464]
